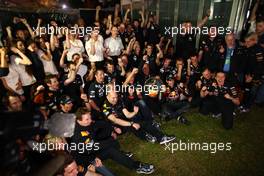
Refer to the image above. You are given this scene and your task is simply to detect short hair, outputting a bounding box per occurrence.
[75,107,91,121]
[71,53,80,60]
[256,17,264,24]
[2,92,20,108]
[44,74,58,85]
[95,69,104,75]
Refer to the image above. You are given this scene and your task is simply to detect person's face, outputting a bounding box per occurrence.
[91,31,99,41]
[78,18,85,27]
[119,24,125,32]
[95,71,105,83]
[127,25,133,33]
[135,45,141,54]
[72,55,80,63]
[164,59,171,68]
[176,60,184,68]
[17,41,25,52]
[256,22,264,35]
[39,38,46,48]
[111,27,118,37]
[61,102,73,113]
[216,73,225,85]
[69,33,77,40]
[121,55,128,65]
[146,46,153,54]
[225,34,235,47]
[107,64,114,73]
[78,113,92,127]
[185,22,192,31]
[167,79,174,88]
[48,77,60,91]
[143,64,150,75]
[108,92,118,105]
[245,38,254,48]
[191,56,198,64]
[134,21,139,27]
[8,96,23,112]
[16,30,25,40]
[30,43,38,51]
[64,161,78,176]
[203,69,211,80]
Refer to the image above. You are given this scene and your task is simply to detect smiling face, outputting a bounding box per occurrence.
[216,72,226,86]
[77,112,92,127]
[95,70,105,83]
[8,95,23,112]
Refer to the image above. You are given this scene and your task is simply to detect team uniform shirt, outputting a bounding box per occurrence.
[87,81,106,108]
[164,83,191,102]
[199,35,224,71]
[213,83,239,99]
[176,33,196,60]
[71,122,96,175]
[102,99,127,121]
[129,52,141,68]
[61,73,83,104]
[159,65,177,82]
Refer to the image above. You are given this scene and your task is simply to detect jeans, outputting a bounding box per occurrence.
[161,100,190,118]
[91,160,116,176]
[97,139,140,170]
[199,96,235,129]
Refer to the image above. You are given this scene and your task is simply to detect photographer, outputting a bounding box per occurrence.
[199,72,240,129]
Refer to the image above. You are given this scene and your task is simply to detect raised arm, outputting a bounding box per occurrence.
[10,47,32,65]
[106,14,113,35]
[197,9,211,28]
[6,26,13,43]
[139,9,145,28]
[125,37,136,55]
[60,49,68,68]
[250,0,260,22]
[0,48,8,68]
[95,6,101,22]
[164,38,172,55]
[123,68,138,86]
[123,8,131,23]
[155,44,163,66]
[50,26,56,52]
[21,18,35,39]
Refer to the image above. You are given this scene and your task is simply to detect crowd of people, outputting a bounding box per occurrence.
[0,2,264,176]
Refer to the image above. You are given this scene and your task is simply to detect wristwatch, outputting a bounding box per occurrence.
[130,121,134,126]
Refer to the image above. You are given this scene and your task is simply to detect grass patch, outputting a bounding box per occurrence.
[104,107,264,176]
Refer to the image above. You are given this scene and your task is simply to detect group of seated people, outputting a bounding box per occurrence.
[0,3,264,176]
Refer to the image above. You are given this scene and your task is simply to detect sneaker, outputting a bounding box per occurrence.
[123,151,133,158]
[145,133,157,143]
[212,113,222,119]
[136,163,155,174]
[239,107,249,113]
[177,115,190,125]
[159,136,176,145]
